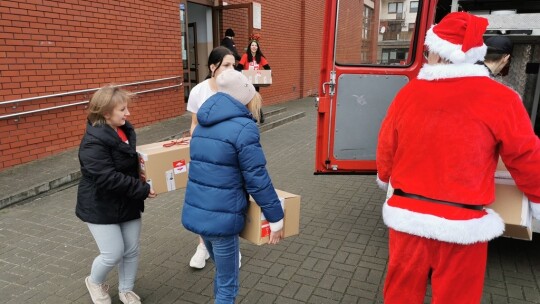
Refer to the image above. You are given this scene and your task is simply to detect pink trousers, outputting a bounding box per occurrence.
[384,229,487,304]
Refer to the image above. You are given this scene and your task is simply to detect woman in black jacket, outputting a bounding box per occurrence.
[76,85,156,304]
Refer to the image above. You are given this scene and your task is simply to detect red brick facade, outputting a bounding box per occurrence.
[0,0,324,171]
[222,0,324,101]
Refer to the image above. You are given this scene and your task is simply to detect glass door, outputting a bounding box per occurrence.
[188,23,199,90]
[179,1,191,102]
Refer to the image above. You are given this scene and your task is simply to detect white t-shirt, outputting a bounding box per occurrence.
[187,79,216,114]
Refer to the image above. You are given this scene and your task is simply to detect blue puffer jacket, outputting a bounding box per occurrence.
[182,92,284,237]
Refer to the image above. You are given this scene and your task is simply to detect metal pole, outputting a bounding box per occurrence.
[451,0,459,12]
[0,83,182,121]
[530,67,540,128]
[0,76,181,106]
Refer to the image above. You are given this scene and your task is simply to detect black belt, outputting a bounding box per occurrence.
[393,189,484,211]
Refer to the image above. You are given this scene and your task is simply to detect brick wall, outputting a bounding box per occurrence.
[0,0,325,171]
[0,0,183,170]
[303,1,325,97]
[222,0,324,103]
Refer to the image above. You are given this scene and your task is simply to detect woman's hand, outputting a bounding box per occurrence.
[268,229,283,244]
[148,188,157,198]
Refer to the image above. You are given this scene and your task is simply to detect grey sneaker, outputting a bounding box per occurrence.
[119,291,141,304]
[85,276,111,304]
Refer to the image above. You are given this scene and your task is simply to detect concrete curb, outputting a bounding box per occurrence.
[0,171,82,209]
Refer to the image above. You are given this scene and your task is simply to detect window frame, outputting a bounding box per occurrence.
[333,0,423,67]
[410,1,419,13]
[388,2,403,14]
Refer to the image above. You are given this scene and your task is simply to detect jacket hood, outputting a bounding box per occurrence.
[197,92,254,127]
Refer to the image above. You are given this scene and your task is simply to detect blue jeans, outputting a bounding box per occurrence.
[87,218,141,292]
[202,235,240,304]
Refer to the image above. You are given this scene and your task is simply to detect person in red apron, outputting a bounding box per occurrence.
[236,38,271,123]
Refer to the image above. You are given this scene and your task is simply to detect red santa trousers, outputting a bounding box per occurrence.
[384,229,487,304]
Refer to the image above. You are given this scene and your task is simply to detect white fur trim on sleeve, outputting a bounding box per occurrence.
[269,219,283,232]
[376,175,389,191]
[531,202,540,220]
[382,202,505,244]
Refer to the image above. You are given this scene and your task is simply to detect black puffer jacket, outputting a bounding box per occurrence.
[220,37,241,61]
[76,120,150,224]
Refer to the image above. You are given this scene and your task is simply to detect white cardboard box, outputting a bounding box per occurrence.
[242,70,272,87]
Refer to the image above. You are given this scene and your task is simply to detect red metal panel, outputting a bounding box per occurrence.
[315,0,437,174]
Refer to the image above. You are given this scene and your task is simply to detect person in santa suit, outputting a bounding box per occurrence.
[376,12,540,304]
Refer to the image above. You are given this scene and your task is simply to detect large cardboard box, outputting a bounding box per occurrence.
[490,158,533,240]
[137,139,190,194]
[491,184,532,240]
[240,189,300,245]
[242,70,272,87]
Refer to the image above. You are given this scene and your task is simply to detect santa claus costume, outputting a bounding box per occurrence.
[376,12,540,304]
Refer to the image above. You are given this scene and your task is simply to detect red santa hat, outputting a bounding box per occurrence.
[425,12,488,64]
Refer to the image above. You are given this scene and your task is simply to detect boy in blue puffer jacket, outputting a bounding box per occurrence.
[182,69,284,304]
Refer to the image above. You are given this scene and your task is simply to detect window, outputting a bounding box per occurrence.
[410,1,419,13]
[388,2,403,14]
[381,48,408,64]
[361,51,368,62]
[363,5,373,40]
[334,0,419,66]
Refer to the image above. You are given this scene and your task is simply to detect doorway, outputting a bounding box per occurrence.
[187,2,214,84]
[180,1,254,101]
[180,1,214,102]
[188,22,199,93]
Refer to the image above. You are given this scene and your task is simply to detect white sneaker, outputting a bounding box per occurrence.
[189,243,210,269]
[239,251,242,268]
[119,291,141,304]
[85,276,111,304]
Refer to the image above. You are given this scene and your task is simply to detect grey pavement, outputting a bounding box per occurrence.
[1,98,540,303]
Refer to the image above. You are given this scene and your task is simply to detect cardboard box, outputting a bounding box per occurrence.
[490,184,532,240]
[490,157,533,240]
[137,138,190,194]
[240,189,300,245]
[242,70,272,87]
[494,157,512,182]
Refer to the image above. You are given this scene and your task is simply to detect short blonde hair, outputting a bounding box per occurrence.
[246,92,262,122]
[87,85,131,126]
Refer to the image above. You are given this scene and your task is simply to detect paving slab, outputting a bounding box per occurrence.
[1,97,540,303]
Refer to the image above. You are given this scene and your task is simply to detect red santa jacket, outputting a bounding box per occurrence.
[376,63,540,244]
